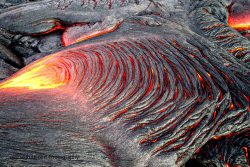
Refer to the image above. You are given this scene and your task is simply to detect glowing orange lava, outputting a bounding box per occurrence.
[228,13,250,31]
[0,54,68,90]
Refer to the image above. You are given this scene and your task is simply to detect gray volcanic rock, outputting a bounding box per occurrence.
[0,0,42,9]
[0,43,23,67]
[0,59,17,80]
[11,35,40,58]
[38,33,63,53]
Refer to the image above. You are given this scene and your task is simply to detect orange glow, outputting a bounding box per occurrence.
[31,19,65,35]
[62,21,122,46]
[243,146,249,166]
[212,136,221,140]
[197,73,203,81]
[229,103,234,110]
[228,13,250,31]
[228,47,245,53]
[0,54,68,90]
[151,139,158,143]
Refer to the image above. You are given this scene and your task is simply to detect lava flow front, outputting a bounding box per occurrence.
[0,54,69,90]
[228,12,250,31]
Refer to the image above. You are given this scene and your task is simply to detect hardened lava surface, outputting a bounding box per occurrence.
[0,0,249,167]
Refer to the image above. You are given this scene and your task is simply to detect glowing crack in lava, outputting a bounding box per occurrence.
[0,54,69,90]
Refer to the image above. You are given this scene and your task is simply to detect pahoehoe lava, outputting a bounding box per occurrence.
[0,0,249,167]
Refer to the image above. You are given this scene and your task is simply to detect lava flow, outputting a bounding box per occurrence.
[228,12,250,31]
[0,54,69,90]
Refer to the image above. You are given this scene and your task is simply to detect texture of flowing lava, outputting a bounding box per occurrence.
[0,1,249,167]
[0,12,249,91]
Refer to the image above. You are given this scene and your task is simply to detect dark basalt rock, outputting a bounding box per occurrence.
[0,59,17,80]
[10,35,41,60]
[38,32,63,53]
[193,131,250,167]
[0,43,23,67]
[0,28,63,74]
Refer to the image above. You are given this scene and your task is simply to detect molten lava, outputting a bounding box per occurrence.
[0,55,68,90]
[228,13,250,31]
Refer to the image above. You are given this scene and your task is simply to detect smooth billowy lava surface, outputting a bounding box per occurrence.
[0,0,249,167]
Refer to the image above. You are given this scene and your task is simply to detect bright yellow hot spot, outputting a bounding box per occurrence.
[0,55,66,90]
[229,22,250,30]
[228,14,250,31]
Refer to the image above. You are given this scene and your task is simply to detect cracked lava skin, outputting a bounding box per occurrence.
[0,0,249,167]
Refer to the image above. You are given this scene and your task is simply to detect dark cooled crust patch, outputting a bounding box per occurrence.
[0,0,43,8]
[193,130,249,167]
